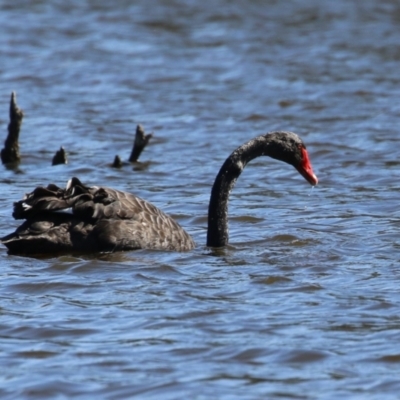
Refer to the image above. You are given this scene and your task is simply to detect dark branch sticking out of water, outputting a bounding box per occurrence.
[129,125,153,162]
[112,155,123,168]
[1,92,24,166]
[52,146,68,165]
[112,124,153,168]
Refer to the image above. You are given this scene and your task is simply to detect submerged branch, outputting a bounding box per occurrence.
[112,155,123,168]
[52,146,68,165]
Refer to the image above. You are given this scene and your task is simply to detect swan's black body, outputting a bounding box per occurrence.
[1,131,317,255]
[1,178,194,254]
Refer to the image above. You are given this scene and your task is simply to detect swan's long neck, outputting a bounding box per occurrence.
[207,135,276,248]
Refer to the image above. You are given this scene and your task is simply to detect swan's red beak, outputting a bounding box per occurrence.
[296,147,318,186]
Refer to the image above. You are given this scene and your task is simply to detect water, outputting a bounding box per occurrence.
[1,0,400,398]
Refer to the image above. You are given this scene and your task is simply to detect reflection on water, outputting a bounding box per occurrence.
[1,0,400,398]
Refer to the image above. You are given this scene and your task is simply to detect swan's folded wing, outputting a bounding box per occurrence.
[11,178,165,224]
[12,185,72,219]
[12,177,96,220]
[72,187,168,221]
[7,177,195,253]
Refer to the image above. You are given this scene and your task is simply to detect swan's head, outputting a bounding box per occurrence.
[266,131,318,186]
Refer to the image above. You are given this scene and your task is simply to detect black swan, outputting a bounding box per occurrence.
[1,131,317,255]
